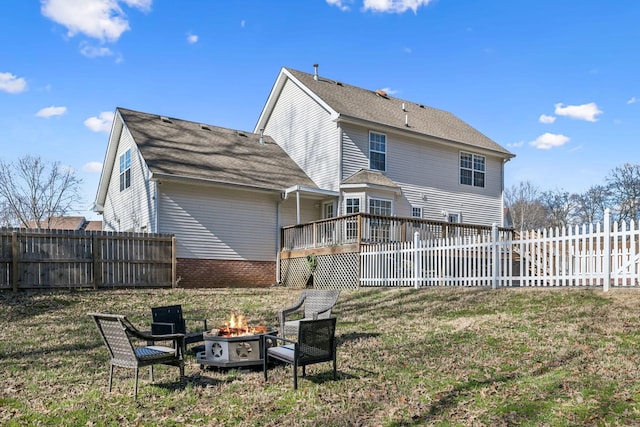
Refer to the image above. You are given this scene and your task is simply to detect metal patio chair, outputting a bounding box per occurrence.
[151,304,207,352]
[89,312,185,399]
[263,317,337,389]
[278,289,340,337]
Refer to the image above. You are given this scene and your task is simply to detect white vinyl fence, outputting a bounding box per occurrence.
[360,210,640,291]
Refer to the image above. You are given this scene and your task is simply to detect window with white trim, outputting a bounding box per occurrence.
[345,197,360,214]
[369,198,392,242]
[369,131,386,171]
[412,207,423,218]
[119,149,131,191]
[369,198,392,216]
[323,202,334,219]
[460,151,485,188]
[345,197,360,241]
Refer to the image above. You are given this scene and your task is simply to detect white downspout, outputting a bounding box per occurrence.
[296,191,301,224]
[276,199,282,285]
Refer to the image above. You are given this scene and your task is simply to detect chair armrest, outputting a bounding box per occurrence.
[310,305,334,320]
[151,321,176,335]
[266,334,297,346]
[278,294,307,327]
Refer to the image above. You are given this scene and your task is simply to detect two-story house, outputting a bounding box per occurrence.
[93,66,514,288]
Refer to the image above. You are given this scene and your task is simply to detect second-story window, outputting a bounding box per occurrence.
[369,131,386,172]
[460,151,485,188]
[412,207,422,218]
[119,149,131,191]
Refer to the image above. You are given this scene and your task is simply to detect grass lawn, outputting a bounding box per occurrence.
[2,286,640,426]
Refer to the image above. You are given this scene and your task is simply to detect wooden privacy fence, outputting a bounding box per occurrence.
[0,228,176,291]
[361,209,640,291]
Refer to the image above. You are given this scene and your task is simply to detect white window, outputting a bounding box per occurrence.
[448,212,461,223]
[369,131,386,172]
[412,207,423,218]
[323,202,335,219]
[119,149,131,191]
[344,197,360,241]
[460,151,485,188]
[345,197,360,214]
[369,198,392,216]
[368,198,392,242]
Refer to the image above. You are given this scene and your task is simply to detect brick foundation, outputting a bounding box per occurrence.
[176,258,276,288]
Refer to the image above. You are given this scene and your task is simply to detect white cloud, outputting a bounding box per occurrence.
[83,161,103,173]
[36,105,67,118]
[41,0,152,42]
[380,87,398,95]
[529,133,570,150]
[538,114,556,124]
[240,20,246,28]
[363,0,434,13]
[80,42,114,58]
[554,102,602,122]
[627,96,637,105]
[84,111,115,133]
[0,72,27,93]
[187,33,198,44]
[326,0,351,11]
[507,141,524,148]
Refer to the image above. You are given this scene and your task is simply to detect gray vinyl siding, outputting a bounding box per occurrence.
[101,125,156,232]
[157,182,278,261]
[263,78,340,191]
[341,123,503,226]
[279,197,321,227]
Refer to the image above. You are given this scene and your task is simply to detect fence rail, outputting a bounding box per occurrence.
[361,210,640,290]
[0,228,176,291]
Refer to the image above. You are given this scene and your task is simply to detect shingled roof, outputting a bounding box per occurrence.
[118,108,317,191]
[282,68,513,157]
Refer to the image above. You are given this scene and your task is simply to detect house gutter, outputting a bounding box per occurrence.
[149,172,285,195]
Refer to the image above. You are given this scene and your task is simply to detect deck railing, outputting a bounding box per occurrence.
[281,213,513,251]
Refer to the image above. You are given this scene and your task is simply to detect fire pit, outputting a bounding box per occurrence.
[197,313,277,369]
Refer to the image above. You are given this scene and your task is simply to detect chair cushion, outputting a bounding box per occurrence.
[135,345,176,361]
[267,345,295,362]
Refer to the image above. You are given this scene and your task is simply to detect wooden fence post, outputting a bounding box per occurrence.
[92,235,102,290]
[12,231,18,292]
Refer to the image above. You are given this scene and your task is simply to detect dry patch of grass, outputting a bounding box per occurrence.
[2,286,640,426]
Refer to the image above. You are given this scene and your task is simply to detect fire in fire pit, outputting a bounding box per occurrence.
[197,312,277,369]
[216,312,269,337]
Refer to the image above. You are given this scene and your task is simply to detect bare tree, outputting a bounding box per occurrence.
[0,155,83,228]
[539,189,577,228]
[572,185,610,225]
[504,181,547,231]
[606,163,640,223]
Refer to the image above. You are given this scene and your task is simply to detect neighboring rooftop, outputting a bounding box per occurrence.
[23,216,102,231]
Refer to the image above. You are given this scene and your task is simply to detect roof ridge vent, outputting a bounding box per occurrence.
[160,116,172,123]
[375,89,388,98]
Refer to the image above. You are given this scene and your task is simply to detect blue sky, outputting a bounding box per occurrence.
[1,0,639,220]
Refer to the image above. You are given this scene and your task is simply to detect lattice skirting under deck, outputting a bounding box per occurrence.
[280,252,359,291]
